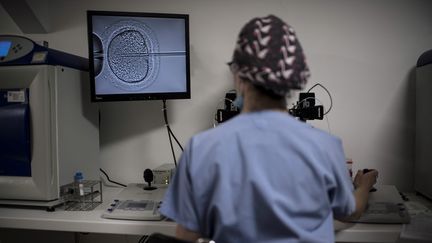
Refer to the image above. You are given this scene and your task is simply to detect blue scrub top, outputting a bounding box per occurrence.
[160,111,355,243]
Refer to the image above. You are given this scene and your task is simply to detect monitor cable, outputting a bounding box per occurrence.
[162,100,184,168]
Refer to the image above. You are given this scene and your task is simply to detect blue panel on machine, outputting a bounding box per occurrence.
[0,89,31,177]
[0,41,12,57]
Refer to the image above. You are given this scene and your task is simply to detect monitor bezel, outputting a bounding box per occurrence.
[87,10,191,102]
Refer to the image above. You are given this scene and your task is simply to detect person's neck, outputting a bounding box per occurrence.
[242,106,287,113]
[239,80,287,113]
[241,95,287,113]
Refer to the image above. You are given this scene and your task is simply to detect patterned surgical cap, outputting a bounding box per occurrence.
[232,15,310,96]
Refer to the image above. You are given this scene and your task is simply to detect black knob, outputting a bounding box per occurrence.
[144,169,154,183]
[143,169,157,191]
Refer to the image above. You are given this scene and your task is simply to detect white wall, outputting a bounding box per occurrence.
[2,0,432,192]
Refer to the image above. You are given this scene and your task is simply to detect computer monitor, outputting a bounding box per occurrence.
[87,11,190,102]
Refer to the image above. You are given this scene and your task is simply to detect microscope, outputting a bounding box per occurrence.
[215,90,324,123]
[288,92,324,122]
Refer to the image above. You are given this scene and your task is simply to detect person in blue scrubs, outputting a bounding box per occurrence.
[160,15,378,243]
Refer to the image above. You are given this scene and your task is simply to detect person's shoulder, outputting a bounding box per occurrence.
[191,114,248,146]
[284,116,342,147]
[308,126,342,149]
[309,125,341,143]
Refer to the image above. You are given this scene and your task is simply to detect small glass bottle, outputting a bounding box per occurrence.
[74,171,84,197]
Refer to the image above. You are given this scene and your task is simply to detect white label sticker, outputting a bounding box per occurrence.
[31,51,47,63]
[7,91,25,102]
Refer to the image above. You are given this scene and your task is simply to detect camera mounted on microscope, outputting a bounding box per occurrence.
[288,92,324,122]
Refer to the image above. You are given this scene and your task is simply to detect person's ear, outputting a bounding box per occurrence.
[235,75,246,96]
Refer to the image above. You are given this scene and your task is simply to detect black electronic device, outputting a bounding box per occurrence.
[288,92,324,122]
[87,11,190,102]
[215,90,240,123]
[143,169,157,191]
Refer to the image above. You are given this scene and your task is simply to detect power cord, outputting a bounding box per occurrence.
[99,168,127,187]
[138,234,148,243]
[162,100,184,168]
[307,83,333,115]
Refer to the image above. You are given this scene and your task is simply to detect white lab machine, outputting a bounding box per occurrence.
[101,164,175,220]
[0,35,100,210]
[152,163,176,185]
[102,184,167,220]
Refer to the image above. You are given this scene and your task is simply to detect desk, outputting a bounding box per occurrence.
[0,186,176,236]
[335,185,405,243]
[0,185,430,242]
[334,220,402,242]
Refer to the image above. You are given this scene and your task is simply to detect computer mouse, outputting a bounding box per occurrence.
[363,169,377,192]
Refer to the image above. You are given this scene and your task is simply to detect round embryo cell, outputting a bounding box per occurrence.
[108,30,149,83]
[102,20,160,91]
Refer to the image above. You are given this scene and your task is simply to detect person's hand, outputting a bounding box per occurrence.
[353,169,378,191]
[342,169,379,221]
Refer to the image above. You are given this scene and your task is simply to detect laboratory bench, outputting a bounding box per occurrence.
[0,185,431,242]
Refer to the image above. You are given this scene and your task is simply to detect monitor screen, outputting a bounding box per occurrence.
[87,11,190,102]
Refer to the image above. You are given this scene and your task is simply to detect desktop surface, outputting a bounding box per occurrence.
[0,186,175,236]
[0,185,429,242]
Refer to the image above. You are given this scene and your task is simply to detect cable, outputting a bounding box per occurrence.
[163,100,177,167]
[306,83,333,115]
[164,106,183,152]
[325,114,332,134]
[97,112,127,187]
[162,100,184,152]
[292,96,321,109]
[162,100,183,167]
[168,127,184,151]
[138,234,148,243]
[99,168,127,187]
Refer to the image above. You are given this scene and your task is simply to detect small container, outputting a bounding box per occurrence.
[74,171,84,197]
